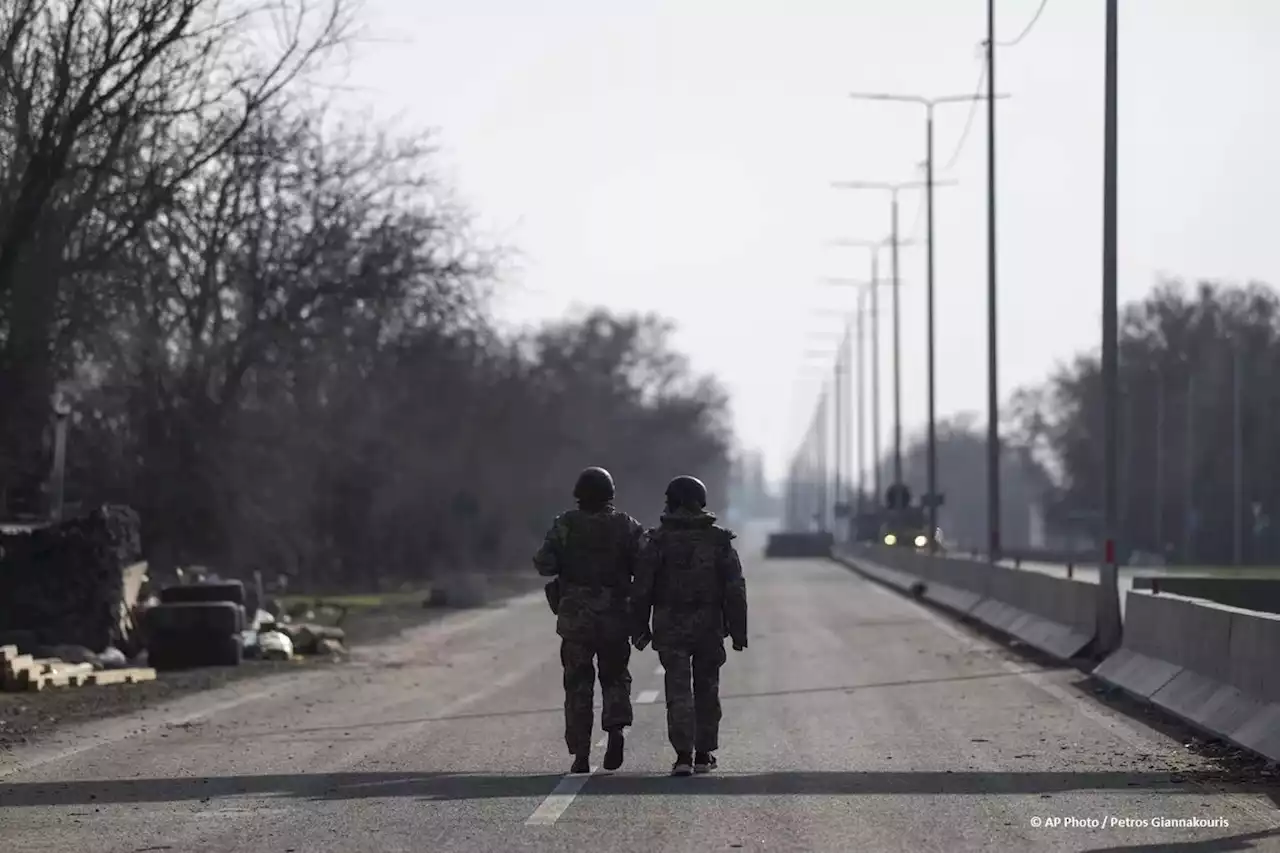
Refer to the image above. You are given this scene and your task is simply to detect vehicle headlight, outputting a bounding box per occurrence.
[883,533,897,546]
[914,534,928,548]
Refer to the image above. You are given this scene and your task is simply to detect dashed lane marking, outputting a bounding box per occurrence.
[524,733,610,826]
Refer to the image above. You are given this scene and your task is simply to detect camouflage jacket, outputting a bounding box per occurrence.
[533,505,645,644]
[630,507,748,652]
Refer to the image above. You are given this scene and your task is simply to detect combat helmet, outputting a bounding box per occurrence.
[573,466,615,506]
[665,475,707,510]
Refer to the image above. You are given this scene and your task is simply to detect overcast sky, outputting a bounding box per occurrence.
[329,0,1278,484]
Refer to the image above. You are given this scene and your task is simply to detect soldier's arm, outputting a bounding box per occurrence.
[719,533,748,647]
[630,532,658,635]
[625,516,646,579]
[533,515,567,577]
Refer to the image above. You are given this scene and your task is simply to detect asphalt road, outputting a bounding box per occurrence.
[3,556,1280,852]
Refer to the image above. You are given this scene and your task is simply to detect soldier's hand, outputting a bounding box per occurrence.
[732,638,746,652]
[632,629,652,651]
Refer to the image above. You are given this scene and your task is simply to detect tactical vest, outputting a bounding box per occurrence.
[652,528,724,611]
[559,510,632,591]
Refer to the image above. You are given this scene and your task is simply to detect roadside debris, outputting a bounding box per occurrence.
[1,644,155,692]
[257,629,294,661]
[0,506,146,654]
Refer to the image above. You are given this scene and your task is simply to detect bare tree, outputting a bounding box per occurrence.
[0,0,354,498]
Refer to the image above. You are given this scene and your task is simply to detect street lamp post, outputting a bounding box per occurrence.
[987,1,999,563]
[814,293,871,538]
[1098,0,1122,652]
[857,283,872,519]
[846,91,1007,550]
[804,347,840,533]
[832,181,952,492]
[827,241,915,504]
[801,345,846,533]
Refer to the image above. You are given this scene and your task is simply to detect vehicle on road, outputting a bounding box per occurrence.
[878,483,941,551]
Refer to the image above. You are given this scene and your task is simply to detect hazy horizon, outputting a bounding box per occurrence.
[326,0,1280,485]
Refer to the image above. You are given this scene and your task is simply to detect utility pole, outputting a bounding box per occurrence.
[1183,375,1195,562]
[833,339,845,530]
[816,279,869,533]
[841,321,853,529]
[824,385,831,532]
[1154,374,1165,551]
[890,193,903,486]
[856,285,867,519]
[871,254,882,502]
[986,0,1001,562]
[925,116,936,547]
[1233,342,1243,565]
[1098,0,1122,653]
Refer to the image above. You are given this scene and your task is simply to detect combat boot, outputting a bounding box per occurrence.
[602,730,625,771]
[570,753,591,774]
[671,752,693,777]
[694,751,717,773]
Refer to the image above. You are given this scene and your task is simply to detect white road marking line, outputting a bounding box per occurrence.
[863,574,1280,825]
[525,734,610,827]
[635,689,660,704]
[525,771,597,826]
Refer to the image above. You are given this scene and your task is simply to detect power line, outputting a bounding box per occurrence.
[998,0,1051,47]
[939,57,988,172]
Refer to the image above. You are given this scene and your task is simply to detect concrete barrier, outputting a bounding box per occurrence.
[833,548,918,592]
[969,564,1097,661]
[838,547,1096,661]
[837,547,975,610]
[1095,590,1280,762]
[1131,576,1280,616]
[765,531,833,559]
[902,553,990,616]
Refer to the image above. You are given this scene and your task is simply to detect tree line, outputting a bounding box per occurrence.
[0,0,732,590]
[853,279,1279,566]
[1009,279,1280,565]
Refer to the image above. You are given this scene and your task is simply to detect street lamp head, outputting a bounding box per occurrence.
[826,238,887,249]
[831,180,893,191]
[833,179,933,193]
[848,92,929,106]
[932,92,1013,105]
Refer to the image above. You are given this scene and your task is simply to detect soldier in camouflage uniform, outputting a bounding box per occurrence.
[631,475,748,777]
[534,466,646,774]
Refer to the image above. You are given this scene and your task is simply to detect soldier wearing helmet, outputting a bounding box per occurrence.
[630,474,748,777]
[534,466,645,774]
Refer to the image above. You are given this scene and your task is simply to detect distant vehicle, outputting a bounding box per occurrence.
[880,505,933,549]
[877,483,939,551]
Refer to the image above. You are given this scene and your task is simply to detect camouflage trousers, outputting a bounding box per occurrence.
[658,638,727,754]
[561,638,633,755]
